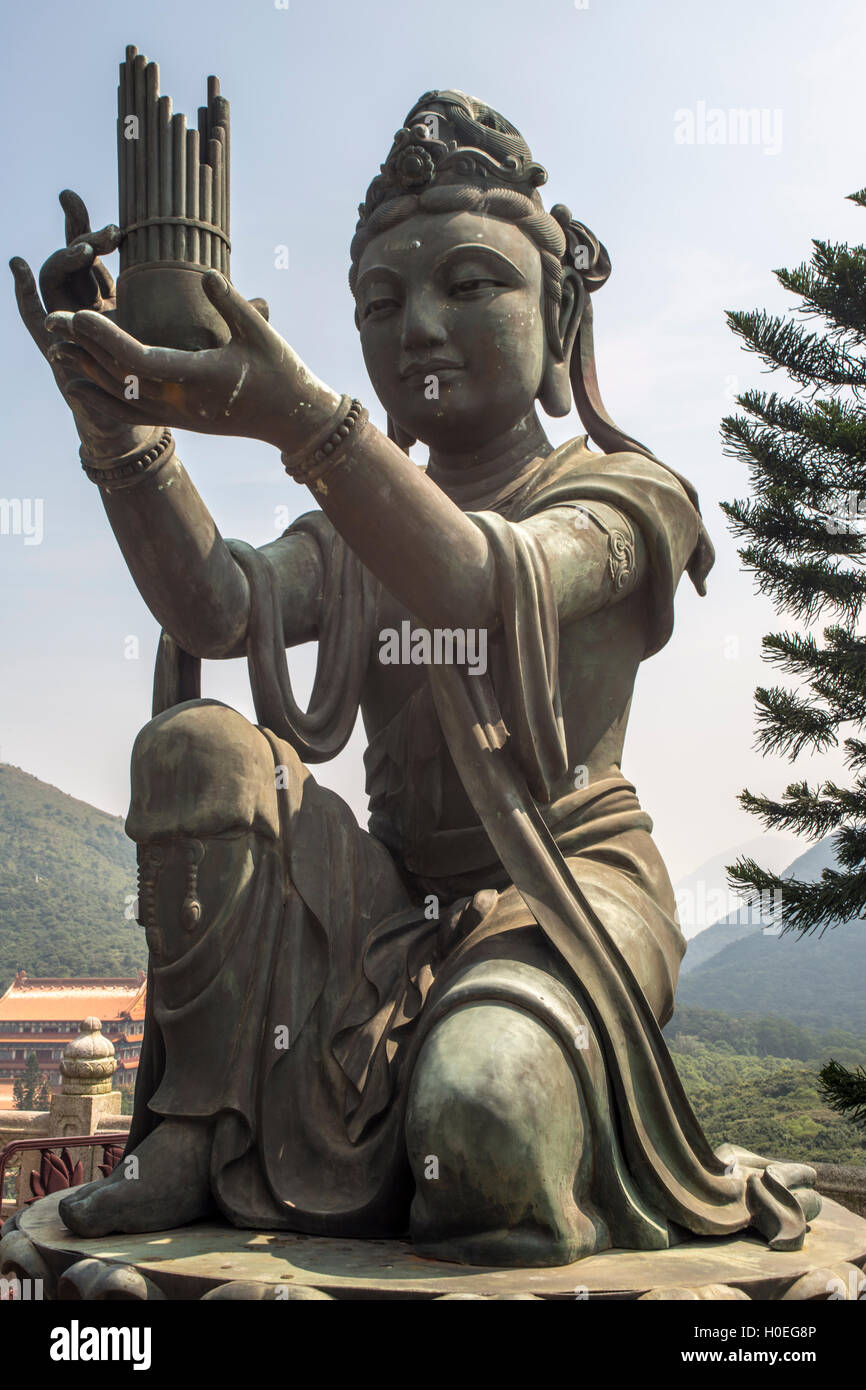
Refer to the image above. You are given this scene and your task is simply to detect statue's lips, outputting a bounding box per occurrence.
[400,360,464,380]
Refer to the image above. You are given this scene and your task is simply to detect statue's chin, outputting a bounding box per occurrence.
[395,414,511,455]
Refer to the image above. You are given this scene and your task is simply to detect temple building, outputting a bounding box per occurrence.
[0,971,146,1109]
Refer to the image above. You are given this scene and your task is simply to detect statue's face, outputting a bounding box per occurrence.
[355,210,548,451]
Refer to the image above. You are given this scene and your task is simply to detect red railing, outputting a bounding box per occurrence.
[0,1133,128,1216]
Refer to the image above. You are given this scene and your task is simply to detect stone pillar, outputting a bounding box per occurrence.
[20,1018,124,1198]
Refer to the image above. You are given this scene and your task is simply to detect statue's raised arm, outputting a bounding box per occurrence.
[11,193,324,658]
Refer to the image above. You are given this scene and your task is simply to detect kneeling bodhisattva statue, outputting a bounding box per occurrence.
[13,87,821,1266]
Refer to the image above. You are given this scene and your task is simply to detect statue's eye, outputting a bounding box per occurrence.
[362,296,399,319]
[450,277,503,296]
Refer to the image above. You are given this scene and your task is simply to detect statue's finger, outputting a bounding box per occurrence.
[62,310,208,382]
[44,309,77,340]
[39,242,97,311]
[65,378,159,426]
[10,257,50,353]
[49,330,147,394]
[91,259,116,302]
[203,272,272,345]
[78,224,122,257]
[59,189,92,245]
[47,342,127,399]
[249,297,270,322]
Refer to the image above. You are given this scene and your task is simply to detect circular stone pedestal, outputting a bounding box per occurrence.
[4,1192,866,1300]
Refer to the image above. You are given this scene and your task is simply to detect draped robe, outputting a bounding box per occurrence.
[127,434,812,1252]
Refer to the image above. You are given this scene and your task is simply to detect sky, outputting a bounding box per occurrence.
[1,0,865,887]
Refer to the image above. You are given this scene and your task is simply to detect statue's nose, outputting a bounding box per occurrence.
[399,289,449,354]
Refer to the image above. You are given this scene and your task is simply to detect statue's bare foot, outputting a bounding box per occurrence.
[58,1119,214,1237]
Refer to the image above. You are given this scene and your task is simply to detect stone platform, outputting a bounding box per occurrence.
[2,1192,865,1300]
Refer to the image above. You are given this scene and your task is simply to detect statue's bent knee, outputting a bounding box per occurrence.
[125,698,284,843]
[406,1002,596,1266]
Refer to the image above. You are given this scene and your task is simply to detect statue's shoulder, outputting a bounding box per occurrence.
[279,507,336,544]
[521,437,685,515]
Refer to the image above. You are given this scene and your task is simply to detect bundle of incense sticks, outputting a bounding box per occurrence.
[116,45,230,275]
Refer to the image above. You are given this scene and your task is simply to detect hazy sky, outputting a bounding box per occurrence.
[2,0,864,884]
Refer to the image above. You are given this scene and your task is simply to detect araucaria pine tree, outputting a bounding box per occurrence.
[721,186,866,1129]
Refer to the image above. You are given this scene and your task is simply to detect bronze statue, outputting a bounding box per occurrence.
[11,73,821,1267]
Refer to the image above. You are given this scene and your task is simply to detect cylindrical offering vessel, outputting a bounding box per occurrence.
[115,45,231,350]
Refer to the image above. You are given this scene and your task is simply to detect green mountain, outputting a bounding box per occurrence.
[673,835,799,942]
[679,836,838,976]
[679,916,758,976]
[0,763,144,988]
[675,837,866,1031]
[676,922,866,1032]
[663,1005,866,1165]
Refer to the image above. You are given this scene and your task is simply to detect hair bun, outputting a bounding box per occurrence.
[550,204,611,293]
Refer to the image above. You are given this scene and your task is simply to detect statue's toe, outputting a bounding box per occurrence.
[58,1180,121,1238]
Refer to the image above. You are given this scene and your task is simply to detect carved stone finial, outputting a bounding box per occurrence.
[60,1017,116,1096]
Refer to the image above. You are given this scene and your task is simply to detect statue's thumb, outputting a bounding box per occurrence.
[202,271,260,340]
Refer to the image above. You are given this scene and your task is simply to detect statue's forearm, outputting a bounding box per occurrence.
[293,418,497,631]
[97,441,250,659]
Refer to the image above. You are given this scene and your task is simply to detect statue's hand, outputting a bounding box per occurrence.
[11,191,161,462]
[42,272,341,453]
[38,189,119,315]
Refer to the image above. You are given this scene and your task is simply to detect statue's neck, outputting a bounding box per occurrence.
[426,412,553,492]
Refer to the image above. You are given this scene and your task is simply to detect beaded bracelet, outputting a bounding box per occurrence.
[81,428,175,487]
[281,397,368,486]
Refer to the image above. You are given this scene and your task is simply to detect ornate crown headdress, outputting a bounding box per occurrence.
[357,89,548,222]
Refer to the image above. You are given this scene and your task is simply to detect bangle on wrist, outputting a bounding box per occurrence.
[81,428,175,488]
[281,397,368,487]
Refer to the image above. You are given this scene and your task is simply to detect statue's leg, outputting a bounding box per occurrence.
[60,698,282,1238]
[406,998,598,1267]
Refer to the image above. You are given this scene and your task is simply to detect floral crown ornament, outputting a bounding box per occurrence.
[356,90,549,225]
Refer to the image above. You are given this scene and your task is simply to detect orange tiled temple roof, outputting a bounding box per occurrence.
[0,972,147,1021]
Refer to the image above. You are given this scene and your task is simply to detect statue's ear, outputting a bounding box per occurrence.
[537,267,585,418]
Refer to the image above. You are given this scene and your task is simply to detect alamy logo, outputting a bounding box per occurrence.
[0,497,44,545]
[0,1275,43,1299]
[674,102,783,156]
[378,620,487,676]
[824,491,866,534]
[49,1320,152,1371]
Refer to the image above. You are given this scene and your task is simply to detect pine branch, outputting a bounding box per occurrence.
[819,1058,866,1126]
[720,496,866,562]
[832,818,866,868]
[751,685,837,759]
[760,631,824,678]
[738,782,841,835]
[726,856,866,933]
[735,548,866,623]
[726,310,866,392]
[735,392,866,463]
[802,631,866,721]
[721,417,828,499]
[776,240,866,347]
[843,736,866,772]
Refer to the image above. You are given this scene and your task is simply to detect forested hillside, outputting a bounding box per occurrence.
[0,763,144,988]
[665,1006,866,1164]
